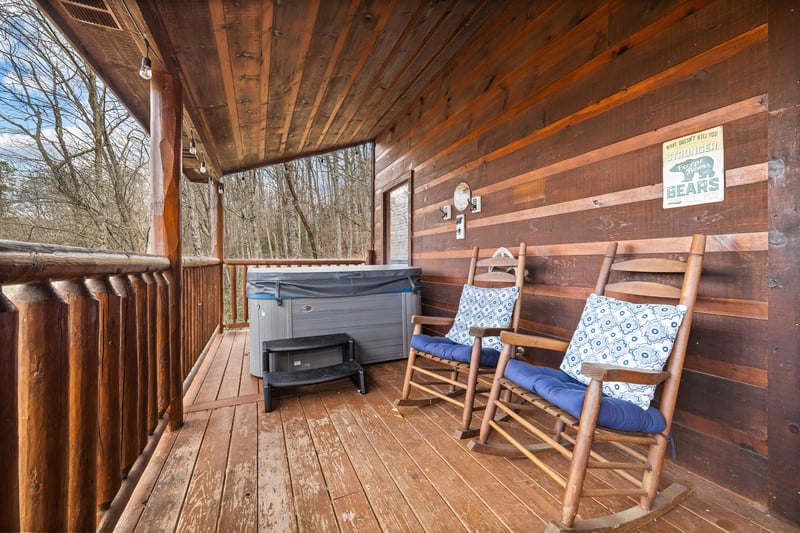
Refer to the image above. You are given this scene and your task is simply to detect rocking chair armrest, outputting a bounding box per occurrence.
[499,331,570,353]
[580,362,671,386]
[410,315,454,327]
[468,326,510,338]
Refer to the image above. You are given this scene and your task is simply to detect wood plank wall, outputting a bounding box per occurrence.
[373,0,797,521]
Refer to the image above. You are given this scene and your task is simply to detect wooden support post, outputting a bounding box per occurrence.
[58,279,99,532]
[211,180,224,329]
[149,71,183,430]
[767,0,800,523]
[87,277,122,510]
[0,291,19,531]
[14,282,69,532]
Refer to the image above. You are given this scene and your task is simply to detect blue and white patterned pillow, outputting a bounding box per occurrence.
[560,293,687,410]
[445,284,519,352]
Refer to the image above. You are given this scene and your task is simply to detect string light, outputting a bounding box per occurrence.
[139,39,152,80]
[189,129,197,155]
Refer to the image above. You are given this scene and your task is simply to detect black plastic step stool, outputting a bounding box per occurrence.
[262,333,366,412]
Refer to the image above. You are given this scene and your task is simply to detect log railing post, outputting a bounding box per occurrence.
[110,275,139,476]
[155,271,171,416]
[58,279,99,532]
[230,264,238,325]
[242,265,249,324]
[163,269,183,430]
[14,282,69,531]
[142,273,158,433]
[0,290,19,531]
[87,277,122,510]
[130,274,149,453]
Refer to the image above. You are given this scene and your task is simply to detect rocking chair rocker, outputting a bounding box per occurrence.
[395,244,526,439]
[468,235,706,531]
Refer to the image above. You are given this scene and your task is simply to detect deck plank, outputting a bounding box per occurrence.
[257,405,298,532]
[176,406,234,532]
[218,402,258,531]
[133,411,208,532]
[281,396,340,532]
[114,418,182,532]
[299,393,362,500]
[330,490,382,532]
[113,330,800,533]
[240,336,261,396]
[218,330,248,400]
[371,364,547,531]
[192,331,234,404]
[183,332,224,405]
[323,399,425,532]
[371,361,559,527]
[342,375,471,531]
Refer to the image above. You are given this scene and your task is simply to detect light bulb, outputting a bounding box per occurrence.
[200,160,207,174]
[189,136,197,155]
[139,56,152,80]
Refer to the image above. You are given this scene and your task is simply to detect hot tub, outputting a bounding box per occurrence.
[246,264,421,376]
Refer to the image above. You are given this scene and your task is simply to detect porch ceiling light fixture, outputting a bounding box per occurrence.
[139,39,153,80]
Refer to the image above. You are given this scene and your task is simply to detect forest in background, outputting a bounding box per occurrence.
[0,0,372,260]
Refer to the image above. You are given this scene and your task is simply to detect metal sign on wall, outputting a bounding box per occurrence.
[662,126,724,209]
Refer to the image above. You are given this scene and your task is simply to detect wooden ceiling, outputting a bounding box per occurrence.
[36,0,499,182]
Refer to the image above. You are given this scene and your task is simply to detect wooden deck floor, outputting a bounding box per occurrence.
[116,330,798,532]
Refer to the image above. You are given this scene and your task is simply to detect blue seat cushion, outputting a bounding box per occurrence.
[504,359,667,433]
[411,335,501,367]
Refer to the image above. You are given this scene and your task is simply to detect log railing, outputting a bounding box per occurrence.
[0,241,221,532]
[223,250,373,328]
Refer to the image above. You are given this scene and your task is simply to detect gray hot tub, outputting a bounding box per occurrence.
[246,264,421,376]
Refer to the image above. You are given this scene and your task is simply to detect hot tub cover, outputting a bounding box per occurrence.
[247,265,422,303]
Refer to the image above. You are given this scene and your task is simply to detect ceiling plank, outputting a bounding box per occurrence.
[349,0,489,145]
[256,2,274,166]
[277,1,320,156]
[313,0,398,147]
[296,0,362,152]
[208,0,244,164]
[264,1,319,160]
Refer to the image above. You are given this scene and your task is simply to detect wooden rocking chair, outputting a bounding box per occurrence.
[395,244,526,439]
[468,235,706,531]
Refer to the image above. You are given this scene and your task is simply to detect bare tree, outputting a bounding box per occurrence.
[0,0,371,260]
[0,0,149,250]
[220,144,372,260]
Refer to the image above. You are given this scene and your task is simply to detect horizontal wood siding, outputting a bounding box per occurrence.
[374,0,777,512]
